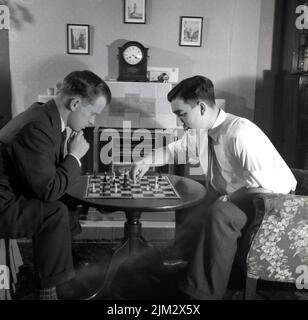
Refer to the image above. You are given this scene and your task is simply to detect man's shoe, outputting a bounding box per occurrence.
[163,259,188,268]
[57,259,108,300]
[162,259,188,274]
[56,277,100,300]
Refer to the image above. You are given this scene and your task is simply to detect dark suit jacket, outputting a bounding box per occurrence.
[0,100,80,237]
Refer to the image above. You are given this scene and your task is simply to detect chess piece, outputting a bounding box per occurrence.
[123,171,129,189]
[147,185,150,191]
[114,183,118,194]
[92,183,96,193]
[155,177,159,189]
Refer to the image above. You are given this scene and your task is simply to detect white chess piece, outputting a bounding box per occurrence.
[155,177,159,189]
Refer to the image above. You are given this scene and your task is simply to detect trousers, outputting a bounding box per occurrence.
[0,196,82,289]
[175,194,255,300]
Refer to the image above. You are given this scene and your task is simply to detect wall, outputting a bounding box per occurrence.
[254,0,277,137]
[9,0,264,120]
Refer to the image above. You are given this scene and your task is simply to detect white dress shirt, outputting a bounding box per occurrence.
[168,109,297,195]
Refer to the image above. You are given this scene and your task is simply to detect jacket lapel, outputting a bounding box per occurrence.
[44,100,62,163]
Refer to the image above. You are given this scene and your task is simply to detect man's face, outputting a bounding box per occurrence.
[171,98,204,130]
[67,95,107,132]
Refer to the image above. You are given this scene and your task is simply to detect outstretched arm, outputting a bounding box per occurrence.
[130,147,173,180]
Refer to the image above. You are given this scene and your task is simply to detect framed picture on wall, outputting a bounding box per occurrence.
[179,16,203,47]
[124,0,146,24]
[67,24,90,55]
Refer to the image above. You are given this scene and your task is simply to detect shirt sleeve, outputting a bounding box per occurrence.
[67,153,82,167]
[233,120,297,194]
[167,131,200,165]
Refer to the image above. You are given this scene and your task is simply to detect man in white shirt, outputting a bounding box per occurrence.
[130,75,297,300]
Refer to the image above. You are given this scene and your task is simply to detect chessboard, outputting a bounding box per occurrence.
[85,174,181,199]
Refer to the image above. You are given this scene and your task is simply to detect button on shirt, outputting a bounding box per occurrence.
[168,109,297,195]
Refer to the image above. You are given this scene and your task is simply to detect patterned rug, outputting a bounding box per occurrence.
[12,242,308,300]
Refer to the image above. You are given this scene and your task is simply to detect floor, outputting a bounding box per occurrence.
[12,241,308,301]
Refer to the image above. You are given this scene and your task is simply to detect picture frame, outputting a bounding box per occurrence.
[67,24,90,55]
[179,16,203,47]
[124,0,146,24]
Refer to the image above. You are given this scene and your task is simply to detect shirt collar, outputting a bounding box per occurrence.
[208,109,227,142]
[60,116,66,132]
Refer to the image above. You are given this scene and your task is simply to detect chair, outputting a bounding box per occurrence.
[244,169,308,299]
[0,239,23,300]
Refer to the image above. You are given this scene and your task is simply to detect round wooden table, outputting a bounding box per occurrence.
[67,174,206,296]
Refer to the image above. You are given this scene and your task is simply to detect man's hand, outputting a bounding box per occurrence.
[220,187,273,205]
[130,162,150,181]
[67,131,89,160]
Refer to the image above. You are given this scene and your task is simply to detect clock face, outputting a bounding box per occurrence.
[123,45,144,65]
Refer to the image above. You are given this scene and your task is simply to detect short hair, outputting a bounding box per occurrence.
[167,75,216,106]
[60,70,112,105]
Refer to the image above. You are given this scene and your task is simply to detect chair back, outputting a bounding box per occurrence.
[291,168,308,196]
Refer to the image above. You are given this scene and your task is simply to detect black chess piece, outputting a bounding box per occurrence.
[123,172,128,190]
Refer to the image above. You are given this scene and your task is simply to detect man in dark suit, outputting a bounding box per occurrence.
[0,70,111,300]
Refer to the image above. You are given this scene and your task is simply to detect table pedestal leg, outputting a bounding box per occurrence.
[99,211,150,297]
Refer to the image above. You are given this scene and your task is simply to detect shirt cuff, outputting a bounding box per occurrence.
[67,153,82,167]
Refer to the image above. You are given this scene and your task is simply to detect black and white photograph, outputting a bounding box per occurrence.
[67,24,90,55]
[179,16,203,47]
[124,0,146,24]
[0,0,308,307]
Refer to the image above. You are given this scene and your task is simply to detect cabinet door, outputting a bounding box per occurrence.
[279,75,300,167]
[296,76,308,168]
[299,76,308,116]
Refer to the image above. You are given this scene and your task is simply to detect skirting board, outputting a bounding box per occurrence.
[75,219,175,242]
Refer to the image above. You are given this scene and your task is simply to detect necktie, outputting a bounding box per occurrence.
[195,130,212,189]
[206,135,213,190]
[59,129,67,162]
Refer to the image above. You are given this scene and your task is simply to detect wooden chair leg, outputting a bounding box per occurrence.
[244,276,258,300]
